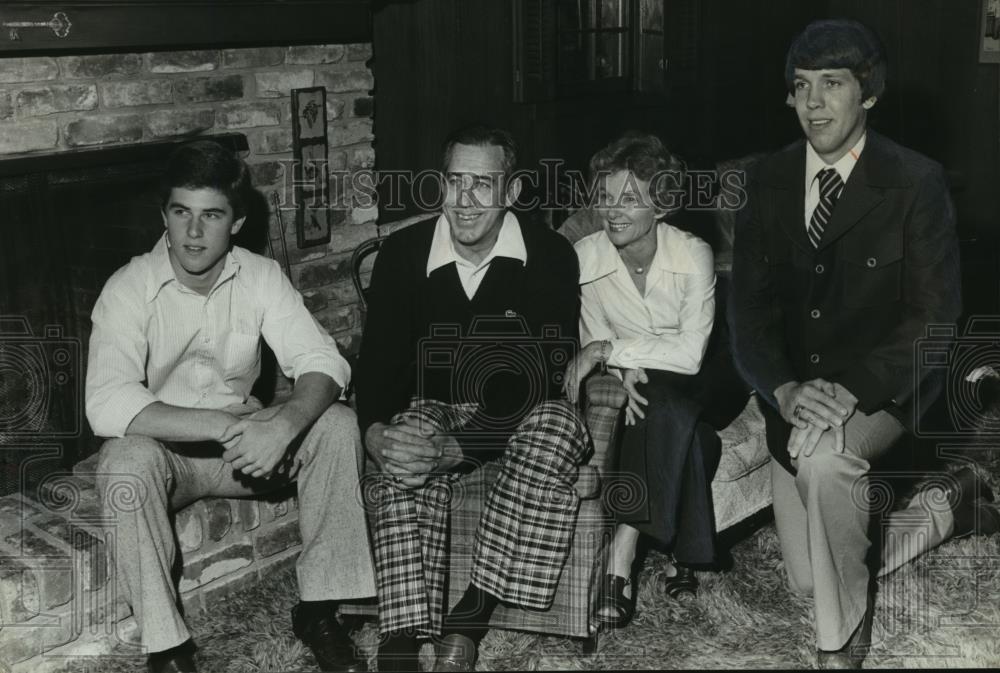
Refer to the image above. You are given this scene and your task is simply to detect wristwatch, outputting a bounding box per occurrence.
[596,340,611,373]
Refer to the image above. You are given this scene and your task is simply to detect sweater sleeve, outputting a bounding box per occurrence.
[354,234,418,435]
[541,235,581,399]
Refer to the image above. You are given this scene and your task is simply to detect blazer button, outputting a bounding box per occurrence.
[810,309,821,319]
[810,353,820,364]
[815,263,825,274]
[866,257,877,268]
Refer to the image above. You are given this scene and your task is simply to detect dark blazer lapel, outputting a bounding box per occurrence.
[816,134,895,251]
[762,142,812,253]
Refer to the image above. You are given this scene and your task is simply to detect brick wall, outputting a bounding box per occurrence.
[0,44,376,356]
[0,454,305,672]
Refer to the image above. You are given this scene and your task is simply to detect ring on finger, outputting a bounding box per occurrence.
[793,403,804,419]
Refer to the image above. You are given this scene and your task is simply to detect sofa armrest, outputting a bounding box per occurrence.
[583,373,627,476]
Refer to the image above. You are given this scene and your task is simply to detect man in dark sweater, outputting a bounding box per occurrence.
[355,125,588,672]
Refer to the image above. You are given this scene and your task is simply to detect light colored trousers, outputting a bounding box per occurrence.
[770,408,955,651]
[96,404,376,653]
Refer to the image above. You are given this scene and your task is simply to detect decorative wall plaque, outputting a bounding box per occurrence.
[291,86,331,248]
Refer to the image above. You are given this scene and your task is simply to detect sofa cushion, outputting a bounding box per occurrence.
[716,395,769,482]
[574,464,600,499]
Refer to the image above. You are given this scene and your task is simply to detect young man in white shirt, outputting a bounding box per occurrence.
[86,140,374,673]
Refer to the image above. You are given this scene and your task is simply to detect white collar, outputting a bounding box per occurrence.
[425,211,527,276]
[147,233,240,302]
[576,222,699,284]
[806,132,866,190]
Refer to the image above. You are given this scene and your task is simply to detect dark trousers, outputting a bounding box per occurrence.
[612,369,724,565]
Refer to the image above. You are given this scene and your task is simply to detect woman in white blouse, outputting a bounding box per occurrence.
[564,133,720,629]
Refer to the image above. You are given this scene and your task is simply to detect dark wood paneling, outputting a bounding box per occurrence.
[677,0,830,165]
[373,0,515,217]
[829,0,1000,315]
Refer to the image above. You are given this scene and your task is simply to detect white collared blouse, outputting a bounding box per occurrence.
[574,222,715,374]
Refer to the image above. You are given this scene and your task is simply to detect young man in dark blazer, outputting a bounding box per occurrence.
[355,125,588,672]
[730,19,999,669]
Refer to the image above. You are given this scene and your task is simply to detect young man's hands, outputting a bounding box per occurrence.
[775,379,858,459]
[220,407,299,480]
[219,372,339,480]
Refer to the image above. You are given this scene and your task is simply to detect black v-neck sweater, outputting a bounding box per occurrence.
[355,217,580,436]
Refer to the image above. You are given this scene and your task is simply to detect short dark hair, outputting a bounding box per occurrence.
[160,139,252,219]
[588,131,687,217]
[441,124,518,178]
[785,19,887,101]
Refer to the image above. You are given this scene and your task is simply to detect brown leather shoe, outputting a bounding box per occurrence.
[816,600,873,670]
[147,643,197,673]
[292,604,368,672]
[433,633,476,672]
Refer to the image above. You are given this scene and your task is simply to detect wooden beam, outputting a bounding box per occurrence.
[0,1,371,56]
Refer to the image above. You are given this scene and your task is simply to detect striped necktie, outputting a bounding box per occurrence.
[808,168,844,248]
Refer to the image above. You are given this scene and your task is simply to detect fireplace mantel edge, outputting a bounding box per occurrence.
[0,1,372,56]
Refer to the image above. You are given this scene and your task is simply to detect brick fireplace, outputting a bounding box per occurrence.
[0,41,377,671]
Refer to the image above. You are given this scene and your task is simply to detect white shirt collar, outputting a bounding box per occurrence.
[577,222,700,284]
[147,233,240,302]
[806,132,866,191]
[425,211,527,276]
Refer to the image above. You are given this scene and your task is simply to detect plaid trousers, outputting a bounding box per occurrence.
[365,398,590,636]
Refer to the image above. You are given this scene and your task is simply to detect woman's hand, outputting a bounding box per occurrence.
[622,367,649,425]
[563,342,602,404]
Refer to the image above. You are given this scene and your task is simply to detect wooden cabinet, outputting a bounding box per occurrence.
[0,1,371,55]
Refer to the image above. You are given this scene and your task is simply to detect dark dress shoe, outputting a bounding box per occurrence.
[291,604,368,672]
[377,635,420,673]
[816,598,873,670]
[433,633,476,672]
[961,498,1000,537]
[377,651,421,673]
[663,563,699,601]
[945,467,998,538]
[147,644,197,673]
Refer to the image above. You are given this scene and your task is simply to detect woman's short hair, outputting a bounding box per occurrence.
[784,19,887,101]
[588,131,687,217]
[160,139,252,219]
